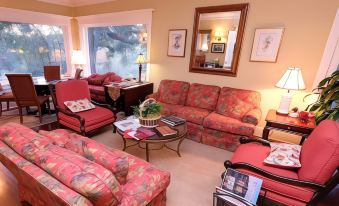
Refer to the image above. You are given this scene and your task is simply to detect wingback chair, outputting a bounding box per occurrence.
[44,66,61,81]
[50,80,115,136]
[224,120,339,206]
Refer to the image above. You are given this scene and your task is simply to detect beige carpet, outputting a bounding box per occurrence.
[92,126,232,206]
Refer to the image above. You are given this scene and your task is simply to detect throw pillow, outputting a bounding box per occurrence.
[87,74,106,86]
[65,133,129,185]
[64,98,95,113]
[264,142,301,168]
[38,129,71,147]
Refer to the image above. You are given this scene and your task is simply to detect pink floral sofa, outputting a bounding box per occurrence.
[148,80,261,151]
[0,123,170,206]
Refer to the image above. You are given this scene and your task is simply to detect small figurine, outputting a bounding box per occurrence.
[288,107,299,118]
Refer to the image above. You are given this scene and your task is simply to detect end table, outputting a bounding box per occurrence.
[262,109,316,145]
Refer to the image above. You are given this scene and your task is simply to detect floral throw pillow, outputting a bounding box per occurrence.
[64,99,95,113]
[264,142,302,168]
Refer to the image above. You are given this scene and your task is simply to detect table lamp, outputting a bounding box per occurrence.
[71,50,86,70]
[275,67,306,115]
[135,53,148,83]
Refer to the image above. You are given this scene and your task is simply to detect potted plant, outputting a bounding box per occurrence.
[305,69,339,123]
[132,98,162,127]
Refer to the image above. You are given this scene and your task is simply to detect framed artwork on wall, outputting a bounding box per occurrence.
[167,29,187,57]
[211,43,225,53]
[250,28,284,62]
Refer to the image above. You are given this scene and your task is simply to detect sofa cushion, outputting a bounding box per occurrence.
[298,120,339,184]
[175,106,210,125]
[120,154,170,206]
[185,83,220,110]
[203,112,255,136]
[103,72,123,85]
[38,129,71,147]
[158,80,190,105]
[88,85,105,96]
[87,74,107,86]
[65,133,129,185]
[216,87,261,120]
[159,102,182,116]
[231,143,315,203]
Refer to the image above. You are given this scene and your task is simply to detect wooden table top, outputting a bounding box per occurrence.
[266,109,316,129]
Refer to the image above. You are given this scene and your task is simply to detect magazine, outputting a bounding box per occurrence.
[124,128,156,140]
[219,168,262,205]
[161,116,186,126]
[114,118,140,132]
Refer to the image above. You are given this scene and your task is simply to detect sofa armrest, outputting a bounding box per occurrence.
[146,92,159,100]
[224,160,325,190]
[242,108,261,125]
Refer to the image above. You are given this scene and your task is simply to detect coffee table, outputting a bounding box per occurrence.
[116,122,187,162]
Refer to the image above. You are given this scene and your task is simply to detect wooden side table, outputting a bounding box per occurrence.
[262,109,316,145]
[105,82,154,115]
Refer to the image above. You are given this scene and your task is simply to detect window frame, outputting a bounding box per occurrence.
[77,9,153,80]
[0,7,73,79]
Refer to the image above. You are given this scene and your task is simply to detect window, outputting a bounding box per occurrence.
[0,21,67,77]
[87,24,147,78]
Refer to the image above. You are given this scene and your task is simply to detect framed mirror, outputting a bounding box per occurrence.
[189,4,249,76]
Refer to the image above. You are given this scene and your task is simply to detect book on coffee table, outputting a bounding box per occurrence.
[155,126,178,137]
[161,116,186,126]
[124,127,156,140]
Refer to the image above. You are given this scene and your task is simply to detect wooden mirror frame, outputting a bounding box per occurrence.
[189,4,249,77]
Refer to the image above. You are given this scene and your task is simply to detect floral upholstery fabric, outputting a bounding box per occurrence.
[175,106,210,125]
[0,141,93,206]
[203,112,255,136]
[38,129,71,147]
[159,102,182,116]
[120,154,170,206]
[186,122,203,143]
[216,87,261,121]
[158,80,190,105]
[146,92,159,100]
[185,83,220,110]
[65,133,129,185]
[202,128,242,151]
[242,108,261,125]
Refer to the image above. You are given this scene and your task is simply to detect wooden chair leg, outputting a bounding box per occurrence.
[0,101,2,117]
[6,101,9,111]
[47,101,51,115]
[19,107,23,124]
[38,106,42,123]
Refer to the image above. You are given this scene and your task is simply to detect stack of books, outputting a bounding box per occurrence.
[161,116,186,126]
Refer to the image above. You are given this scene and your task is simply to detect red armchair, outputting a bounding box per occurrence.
[224,120,339,206]
[50,80,115,136]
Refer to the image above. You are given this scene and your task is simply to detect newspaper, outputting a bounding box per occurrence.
[114,118,140,132]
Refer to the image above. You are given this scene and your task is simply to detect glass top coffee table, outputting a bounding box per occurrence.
[116,122,187,162]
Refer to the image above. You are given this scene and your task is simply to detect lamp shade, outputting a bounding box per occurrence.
[275,67,306,90]
[135,53,148,64]
[201,43,208,52]
[71,50,86,65]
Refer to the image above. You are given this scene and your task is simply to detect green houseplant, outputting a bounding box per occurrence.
[132,98,162,127]
[305,69,339,123]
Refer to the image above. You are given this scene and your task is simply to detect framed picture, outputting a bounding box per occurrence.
[167,29,187,57]
[211,43,225,53]
[250,28,284,62]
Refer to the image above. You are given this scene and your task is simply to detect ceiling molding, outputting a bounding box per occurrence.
[36,0,116,7]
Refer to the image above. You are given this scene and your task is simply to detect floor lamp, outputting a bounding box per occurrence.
[135,53,148,83]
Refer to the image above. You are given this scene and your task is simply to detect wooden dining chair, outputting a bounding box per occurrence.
[44,66,61,82]
[6,74,51,124]
[0,83,17,116]
[74,68,83,80]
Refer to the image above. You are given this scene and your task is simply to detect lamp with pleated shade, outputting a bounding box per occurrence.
[275,67,306,114]
[135,53,148,83]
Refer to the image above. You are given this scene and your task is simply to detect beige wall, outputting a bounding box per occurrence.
[1,0,338,133]
[0,0,72,16]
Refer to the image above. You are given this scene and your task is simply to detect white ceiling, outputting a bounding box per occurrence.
[36,0,116,7]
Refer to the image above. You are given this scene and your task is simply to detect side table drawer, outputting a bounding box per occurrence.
[268,122,313,135]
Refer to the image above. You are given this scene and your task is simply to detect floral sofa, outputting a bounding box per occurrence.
[0,123,170,206]
[148,80,261,151]
[83,72,123,102]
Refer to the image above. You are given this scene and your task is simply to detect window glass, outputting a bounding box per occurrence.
[0,21,67,77]
[88,24,147,78]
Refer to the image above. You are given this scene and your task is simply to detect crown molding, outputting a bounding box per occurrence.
[36,0,116,7]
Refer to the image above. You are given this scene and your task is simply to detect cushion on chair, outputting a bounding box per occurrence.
[203,112,255,136]
[38,129,71,147]
[58,106,114,131]
[175,106,210,125]
[56,80,91,110]
[298,120,339,184]
[64,99,95,113]
[216,87,261,121]
[159,102,182,116]
[264,143,302,168]
[157,80,190,105]
[185,83,220,110]
[231,143,315,203]
[65,133,129,185]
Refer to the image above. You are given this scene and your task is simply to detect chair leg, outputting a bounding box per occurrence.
[0,101,2,117]
[47,101,51,115]
[38,106,42,123]
[6,101,9,111]
[19,107,23,124]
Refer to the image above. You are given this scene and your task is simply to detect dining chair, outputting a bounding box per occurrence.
[44,66,61,82]
[6,74,51,123]
[0,83,16,116]
[74,68,83,80]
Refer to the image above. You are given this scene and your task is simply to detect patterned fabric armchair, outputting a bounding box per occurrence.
[0,123,170,206]
[147,80,261,151]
